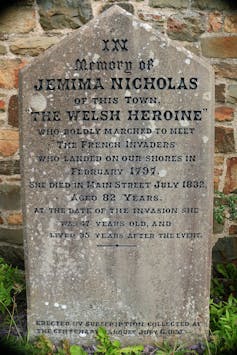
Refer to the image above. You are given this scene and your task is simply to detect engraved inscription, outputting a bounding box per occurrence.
[20,7,213,345]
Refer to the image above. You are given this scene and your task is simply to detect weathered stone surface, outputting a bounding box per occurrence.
[7,213,23,226]
[229,225,237,235]
[0,244,24,268]
[0,99,5,112]
[0,226,23,245]
[0,44,6,54]
[201,35,237,58]
[6,176,21,183]
[137,11,165,25]
[167,12,205,42]
[0,7,36,34]
[227,85,237,104]
[214,167,223,190]
[212,237,237,264]
[208,12,222,32]
[0,59,27,89]
[215,156,224,166]
[224,15,237,32]
[0,184,21,210]
[213,218,224,234]
[149,0,188,8]
[215,84,225,103]
[192,0,233,11]
[0,130,19,142]
[214,178,219,191]
[20,6,213,345]
[0,130,19,157]
[0,33,8,41]
[100,2,134,14]
[215,106,234,122]
[37,0,93,30]
[224,158,237,194]
[214,157,224,191]
[215,126,235,153]
[214,62,237,79]
[10,36,60,56]
[0,160,20,175]
[184,43,200,56]
[8,95,19,128]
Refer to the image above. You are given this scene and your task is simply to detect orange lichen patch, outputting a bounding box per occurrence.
[0,59,27,89]
[215,106,234,121]
[0,130,19,157]
[7,213,23,225]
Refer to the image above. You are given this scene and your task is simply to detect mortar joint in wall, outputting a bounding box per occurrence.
[33,0,45,34]
[0,175,21,185]
[0,241,23,249]
[233,132,237,157]
[218,155,228,193]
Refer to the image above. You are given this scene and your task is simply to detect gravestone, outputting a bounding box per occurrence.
[19,6,214,345]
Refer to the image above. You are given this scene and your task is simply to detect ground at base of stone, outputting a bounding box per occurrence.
[0,309,208,355]
[0,300,206,355]
[0,291,27,339]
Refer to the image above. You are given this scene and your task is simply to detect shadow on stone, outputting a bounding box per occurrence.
[213,236,237,264]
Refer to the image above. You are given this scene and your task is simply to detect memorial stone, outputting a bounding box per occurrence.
[19,6,214,345]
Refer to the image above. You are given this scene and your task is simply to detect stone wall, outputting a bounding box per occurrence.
[0,0,237,267]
